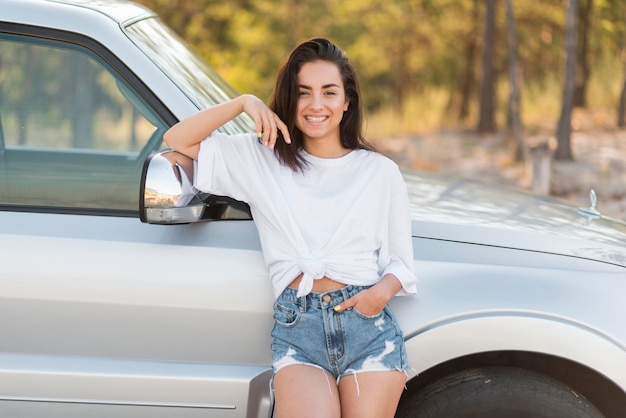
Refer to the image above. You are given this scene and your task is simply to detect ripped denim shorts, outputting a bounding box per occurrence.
[270,285,409,381]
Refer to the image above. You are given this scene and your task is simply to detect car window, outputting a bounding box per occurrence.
[0,32,168,213]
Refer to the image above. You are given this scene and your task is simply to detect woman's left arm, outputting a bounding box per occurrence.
[335,165,417,316]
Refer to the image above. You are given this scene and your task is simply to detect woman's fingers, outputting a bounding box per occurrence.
[257,113,272,146]
[276,117,291,144]
[266,115,278,148]
[244,95,291,149]
[334,294,358,312]
[257,113,290,149]
[334,290,385,316]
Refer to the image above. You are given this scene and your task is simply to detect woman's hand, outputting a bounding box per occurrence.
[241,94,291,149]
[334,274,402,316]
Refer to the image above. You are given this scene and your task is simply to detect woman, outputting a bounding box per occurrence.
[164,38,417,418]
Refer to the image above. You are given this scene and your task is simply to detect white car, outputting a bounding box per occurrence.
[1,1,625,417]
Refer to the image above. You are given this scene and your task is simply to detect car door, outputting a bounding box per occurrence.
[0,24,273,418]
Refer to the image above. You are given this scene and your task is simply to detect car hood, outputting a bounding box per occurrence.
[403,169,626,268]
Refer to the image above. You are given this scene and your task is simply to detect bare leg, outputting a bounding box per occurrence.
[338,371,406,418]
[273,365,341,418]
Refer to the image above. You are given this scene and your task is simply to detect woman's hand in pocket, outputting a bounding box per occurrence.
[334,274,402,316]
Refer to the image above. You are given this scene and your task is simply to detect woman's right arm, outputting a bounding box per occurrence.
[163,94,290,160]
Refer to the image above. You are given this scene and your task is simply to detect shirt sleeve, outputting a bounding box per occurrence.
[379,165,418,296]
[194,131,260,203]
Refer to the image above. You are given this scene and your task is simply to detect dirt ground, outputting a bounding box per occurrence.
[373,124,626,222]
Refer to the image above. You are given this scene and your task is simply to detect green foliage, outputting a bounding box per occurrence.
[134,0,625,135]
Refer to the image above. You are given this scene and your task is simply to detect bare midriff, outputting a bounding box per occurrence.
[288,273,346,293]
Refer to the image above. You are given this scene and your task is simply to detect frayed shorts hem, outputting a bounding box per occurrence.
[273,361,410,382]
[271,362,412,398]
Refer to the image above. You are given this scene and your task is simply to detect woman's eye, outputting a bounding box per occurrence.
[325,91,337,96]
[299,90,310,96]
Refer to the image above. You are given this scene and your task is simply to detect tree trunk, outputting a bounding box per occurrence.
[457,0,479,121]
[477,0,497,133]
[619,76,626,127]
[505,0,525,162]
[573,0,592,108]
[617,4,626,128]
[555,0,578,161]
[393,45,410,113]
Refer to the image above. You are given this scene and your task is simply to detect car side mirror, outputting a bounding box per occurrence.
[139,150,206,224]
[139,150,251,224]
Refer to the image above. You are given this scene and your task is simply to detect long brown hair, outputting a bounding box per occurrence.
[269,38,375,172]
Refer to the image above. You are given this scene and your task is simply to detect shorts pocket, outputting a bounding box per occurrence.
[273,300,301,327]
[352,305,386,320]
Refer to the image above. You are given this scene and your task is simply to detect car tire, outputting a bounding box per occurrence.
[396,367,603,418]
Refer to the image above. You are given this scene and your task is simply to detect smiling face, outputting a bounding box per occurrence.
[295,60,350,154]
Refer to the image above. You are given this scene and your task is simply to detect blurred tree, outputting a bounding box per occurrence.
[619,39,626,127]
[618,1,626,128]
[574,0,593,108]
[447,0,479,122]
[505,0,525,161]
[477,0,497,133]
[133,0,625,138]
[336,0,438,111]
[556,0,579,161]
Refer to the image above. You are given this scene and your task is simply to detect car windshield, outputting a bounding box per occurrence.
[124,16,253,134]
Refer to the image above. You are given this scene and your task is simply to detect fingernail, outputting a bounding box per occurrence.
[334,305,342,312]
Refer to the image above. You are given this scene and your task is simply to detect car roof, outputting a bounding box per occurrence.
[1,0,154,28]
[46,0,152,23]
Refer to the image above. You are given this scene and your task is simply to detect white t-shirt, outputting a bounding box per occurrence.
[195,131,417,299]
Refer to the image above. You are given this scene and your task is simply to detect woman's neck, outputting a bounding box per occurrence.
[303,138,351,159]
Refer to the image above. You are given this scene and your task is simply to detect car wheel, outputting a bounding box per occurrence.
[396,367,603,418]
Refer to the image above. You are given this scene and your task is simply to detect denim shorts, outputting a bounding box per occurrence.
[271,285,409,380]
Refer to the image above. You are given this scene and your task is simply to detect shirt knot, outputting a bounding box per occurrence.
[296,257,325,297]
